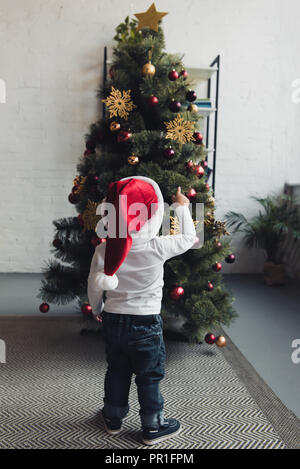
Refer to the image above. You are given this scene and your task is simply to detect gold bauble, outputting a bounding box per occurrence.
[109,121,121,133]
[142,62,156,77]
[128,155,139,165]
[215,336,227,348]
[188,103,198,113]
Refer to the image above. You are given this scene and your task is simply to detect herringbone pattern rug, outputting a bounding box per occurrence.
[0,317,287,449]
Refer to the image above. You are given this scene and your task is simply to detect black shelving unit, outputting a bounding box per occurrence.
[206,55,220,194]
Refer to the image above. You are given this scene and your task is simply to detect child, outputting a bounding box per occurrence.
[87,176,196,445]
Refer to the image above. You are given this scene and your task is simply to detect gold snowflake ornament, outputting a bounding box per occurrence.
[170,215,180,235]
[170,215,199,235]
[204,213,230,237]
[102,87,136,120]
[82,200,101,232]
[164,114,195,145]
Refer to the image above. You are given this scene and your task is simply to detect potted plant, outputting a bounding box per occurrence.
[225,195,300,285]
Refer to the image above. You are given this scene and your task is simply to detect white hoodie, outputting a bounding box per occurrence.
[87,177,196,316]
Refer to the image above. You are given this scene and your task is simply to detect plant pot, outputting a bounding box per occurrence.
[263,262,286,286]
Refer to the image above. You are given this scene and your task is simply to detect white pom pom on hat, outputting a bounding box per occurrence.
[91,272,119,291]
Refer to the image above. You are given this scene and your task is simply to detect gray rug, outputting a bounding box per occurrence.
[0,316,297,449]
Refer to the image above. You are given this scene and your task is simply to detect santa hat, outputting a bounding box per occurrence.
[94,176,164,291]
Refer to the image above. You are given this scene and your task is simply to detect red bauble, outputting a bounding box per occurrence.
[193,132,203,144]
[186,90,197,102]
[39,303,49,314]
[88,174,99,184]
[225,254,236,264]
[117,130,132,144]
[186,188,197,200]
[77,214,84,226]
[164,147,175,159]
[170,286,184,300]
[86,175,99,192]
[216,241,222,249]
[201,160,208,169]
[206,282,214,291]
[168,69,179,81]
[72,184,80,194]
[185,160,194,169]
[68,193,79,204]
[148,95,158,106]
[193,164,205,179]
[169,100,181,112]
[109,66,115,79]
[180,69,188,79]
[205,183,210,192]
[52,238,62,248]
[212,262,222,272]
[91,235,101,248]
[205,333,216,345]
[81,303,92,315]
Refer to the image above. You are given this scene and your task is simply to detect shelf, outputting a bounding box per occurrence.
[186,67,218,81]
[197,107,216,117]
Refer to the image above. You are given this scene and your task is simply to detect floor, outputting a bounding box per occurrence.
[0,273,299,418]
[0,316,289,448]
[223,274,300,419]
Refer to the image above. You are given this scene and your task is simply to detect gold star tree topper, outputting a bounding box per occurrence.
[102,87,136,120]
[135,3,168,32]
[165,114,195,145]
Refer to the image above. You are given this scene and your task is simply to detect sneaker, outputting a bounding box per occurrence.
[142,418,181,445]
[101,410,122,435]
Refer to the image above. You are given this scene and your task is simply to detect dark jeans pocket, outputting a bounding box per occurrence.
[128,331,161,375]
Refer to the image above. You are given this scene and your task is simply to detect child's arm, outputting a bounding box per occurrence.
[87,244,105,316]
[153,186,197,261]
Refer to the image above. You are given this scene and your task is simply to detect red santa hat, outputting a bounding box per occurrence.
[94,176,164,291]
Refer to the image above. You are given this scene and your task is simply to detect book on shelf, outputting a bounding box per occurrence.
[195,99,212,108]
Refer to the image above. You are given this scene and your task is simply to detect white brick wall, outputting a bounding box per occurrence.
[1,0,300,272]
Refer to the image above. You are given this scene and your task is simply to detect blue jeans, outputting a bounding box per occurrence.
[101,311,166,429]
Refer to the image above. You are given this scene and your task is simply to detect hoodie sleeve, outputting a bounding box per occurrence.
[87,244,105,315]
[152,204,196,261]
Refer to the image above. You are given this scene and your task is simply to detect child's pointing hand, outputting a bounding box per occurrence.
[172,186,190,206]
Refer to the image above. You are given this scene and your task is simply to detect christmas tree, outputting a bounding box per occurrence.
[38,4,236,342]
